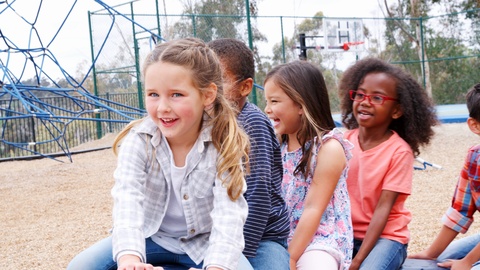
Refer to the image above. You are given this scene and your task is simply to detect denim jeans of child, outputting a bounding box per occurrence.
[247,239,289,270]
[67,236,253,270]
[437,233,480,269]
[353,238,407,270]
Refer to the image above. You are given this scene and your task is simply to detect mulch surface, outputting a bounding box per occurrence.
[1,123,478,269]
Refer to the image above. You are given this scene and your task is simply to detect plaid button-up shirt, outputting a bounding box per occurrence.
[442,144,480,233]
[111,116,248,269]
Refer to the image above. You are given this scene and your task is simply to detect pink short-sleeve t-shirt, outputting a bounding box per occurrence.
[345,129,414,244]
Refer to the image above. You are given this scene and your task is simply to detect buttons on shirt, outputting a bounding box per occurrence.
[183,194,189,200]
[190,229,195,234]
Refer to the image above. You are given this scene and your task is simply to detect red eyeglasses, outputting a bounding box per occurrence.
[349,90,398,105]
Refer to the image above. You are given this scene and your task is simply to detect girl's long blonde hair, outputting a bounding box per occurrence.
[113,38,250,201]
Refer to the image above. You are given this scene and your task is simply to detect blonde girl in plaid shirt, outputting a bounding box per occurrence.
[67,38,252,270]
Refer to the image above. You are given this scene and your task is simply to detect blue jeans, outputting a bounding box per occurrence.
[247,239,289,270]
[67,236,253,270]
[437,233,480,269]
[353,238,407,270]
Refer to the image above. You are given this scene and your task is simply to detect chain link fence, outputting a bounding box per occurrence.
[89,3,479,112]
[2,1,478,160]
[0,92,141,159]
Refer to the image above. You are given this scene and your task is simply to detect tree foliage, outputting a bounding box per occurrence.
[381,0,479,103]
[168,0,269,106]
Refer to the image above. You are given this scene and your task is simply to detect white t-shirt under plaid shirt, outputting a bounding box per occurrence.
[151,135,188,254]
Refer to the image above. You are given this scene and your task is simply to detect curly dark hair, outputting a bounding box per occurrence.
[466,83,480,122]
[338,57,438,156]
[207,38,254,81]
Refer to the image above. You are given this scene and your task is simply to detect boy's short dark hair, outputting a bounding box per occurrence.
[466,83,480,121]
[207,38,254,81]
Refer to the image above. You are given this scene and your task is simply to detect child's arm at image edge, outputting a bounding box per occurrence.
[410,149,476,260]
[408,225,459,260]
[437,241,480,270]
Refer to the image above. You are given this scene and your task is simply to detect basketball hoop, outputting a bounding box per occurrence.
[297,18,365,59]
[342,41,365,51]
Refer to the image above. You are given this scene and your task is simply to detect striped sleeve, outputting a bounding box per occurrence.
[237,103,289,257]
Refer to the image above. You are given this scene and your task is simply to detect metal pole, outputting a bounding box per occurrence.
[155,0,162,38]
[131,2,144,110]
[419,17,426,89]
[280,16,286,63]
[245,0,257,104]
[88,11,102,139]
[299,33,307,60]
[192,14,197,37]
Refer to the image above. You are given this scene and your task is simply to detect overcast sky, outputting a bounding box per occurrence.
[0,0,383,81]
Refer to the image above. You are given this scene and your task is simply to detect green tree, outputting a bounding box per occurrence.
[381,0,479,103]
[168,0,268,107]
[382,0,433,97]
[169,0,262,41]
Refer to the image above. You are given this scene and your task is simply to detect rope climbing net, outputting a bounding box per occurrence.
[0,0,161,161]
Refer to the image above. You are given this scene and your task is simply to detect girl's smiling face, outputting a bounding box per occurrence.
[264,79,303,137]
[144,61,214,146]
[353,72,402,130]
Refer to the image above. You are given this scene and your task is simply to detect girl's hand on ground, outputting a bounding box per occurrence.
[117,262,164,270]
[117,254,165,270]
[438,259,472,270]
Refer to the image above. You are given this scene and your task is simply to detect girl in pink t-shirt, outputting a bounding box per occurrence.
[338,58,437,270]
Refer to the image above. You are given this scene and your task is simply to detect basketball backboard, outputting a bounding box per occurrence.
[323,18,365,52]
